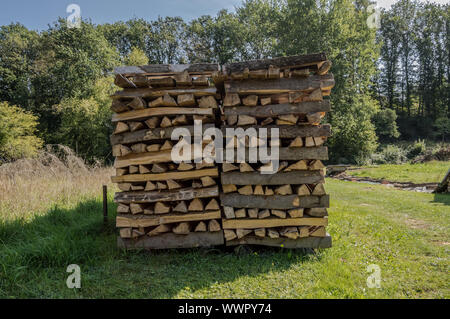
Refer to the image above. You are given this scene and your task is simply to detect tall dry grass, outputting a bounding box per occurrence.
[0,145,114,222]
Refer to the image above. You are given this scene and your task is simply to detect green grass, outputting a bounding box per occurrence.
[0,178,448,298]
[347,161,450,184]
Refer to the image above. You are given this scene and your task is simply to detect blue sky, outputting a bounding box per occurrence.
[0,0,447,31]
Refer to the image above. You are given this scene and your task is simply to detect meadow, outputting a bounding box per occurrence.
[0,153,448,298]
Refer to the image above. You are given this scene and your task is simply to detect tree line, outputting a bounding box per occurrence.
[0,0,448,164]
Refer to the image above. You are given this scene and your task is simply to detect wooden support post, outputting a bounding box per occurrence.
[103,185,108,224]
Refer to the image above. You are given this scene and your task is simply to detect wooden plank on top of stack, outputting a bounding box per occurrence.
[111,63,224,250]
[220,53,334,248]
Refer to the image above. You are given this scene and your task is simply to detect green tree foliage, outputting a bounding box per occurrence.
[0,23,38,109]
[373,108,400,140]
[53,77,115,162]
[125,47,149,66]
[0,102,43,161]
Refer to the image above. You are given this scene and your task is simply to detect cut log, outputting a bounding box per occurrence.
[227,115,238,126]
[239,162,254,172]
[148,224,171,236]
[223,184,237,193]
[111,100,130,113]
[167,179,182,190]
[221,170,324,186]
[194,221,207,232]
[267,229,279,239]
[258,209,270,219]
[313,136,326,146]
[221,124,331,139]
[222,217,328,230]
[198,96,218,108]
[247,208,259,218]
[253,185,264,195]
[277,114,298,125]
[304,88,323,102]
[151,163,168,173]
[192,75,209,86]
[148,96,164,107]
[238,185,253,195]
[160,140,173,150]
[237,115,257,126]
[174,70,192,86]
[130,203,144,215]
[280,227,299,239]
[220,194,330,209]
[130,185,144,191]
[172,201,188,213]
[114,74,136,89]
[145,181,157,191]
[223,163,239,172]
[120,228,133,239]
[178,162,194,171]
[112,168,218,183]
[155,202,171,214]
[260,97,271,106]
[222,146,329,161]
[223,206,235,219]
[235,208,247,218]
[242,95,259,106]
[118,183,132,191]
[285,160,308,171]
[224,74,335,95]
[160,116,172,128]
[312,183,326,196]
[144,117,160,129]
[188,198,204,212]
[131,143,147,153]
[139,165,151,174]
[224,229,237,241]
[309,160,325,170]
[171,115,188,126]
[116,168,128,176]
[289,137,304,148]
[304,207,328,217]
[268,65,280,79]
[291,68,309,77]
[129,122,144,132]
[271,209,287,218]
[224,53,327,73]
[317,60,332,75]
[129,166,139,174]
[177,94,196,106]
[157,182,167,190]
[201,176,216,187]
[305,137,315,147]
[265,186,274,196]
[128,97,146,110]
[306,112,325,125]
[114,122,129,135]
[149,77,175,87]
[205,199,219,211]
[236,229,253,239]
[173,222,190,235]
[297,184,311,196]
[274,185,293,195]
[288,208,304,218]
[254,228,266,238]
[117,203,130,214]
[223,93,241,107]
[249,69,267,79]
[208,220,221,232]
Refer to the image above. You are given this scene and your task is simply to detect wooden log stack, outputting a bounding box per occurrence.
[219,53,334,248]
[111,64,224,249]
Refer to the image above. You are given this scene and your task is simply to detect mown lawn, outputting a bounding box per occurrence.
[347,161,449,184]
[0,175,448,298]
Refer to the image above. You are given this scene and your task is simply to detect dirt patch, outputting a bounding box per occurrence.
[404,218,432,230]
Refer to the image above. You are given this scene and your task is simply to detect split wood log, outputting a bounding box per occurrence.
[224,74,335,95]
[117,203,130,214]
[188,198,204,212]
[242,95,259,106]
[223,184,237,193]
[111,100,130,113]
[149,77,175,87]
[238,185,253,195]
[222,217,328,229]
[112,87,217,100]
[208,220,221,232]
[195,221,207,232]
[131,143,147,153]
[222,146,328,161]
[221,170,324,185]
[236,229,253,239]
[288,208,304,218]
[114,74,137,89]
[271,209,287,218]
[224,229,237,241]
[220,194,330,209]
[177,94,196,106]
[148,224,171,236]
[274,185,293,195]
[111,107,213,122]
[173,222,190,235]
[198,96,218,108]
[247,208,259,218]
[116,210,221,228]
[258,209,270,219]
[155,202,171,214]
[235,208,246,218]
[223,93,241,107]
[317,60,332,75]
[115,63,220,76]
[223,206,236,219]
[127,97,146,110]
[174,70,192,86]
[267,229,280,239]
[304,207,328,217]
[114,122,129,135]
[205,199,220,211]
[118,231,224,249]
[254,228,266,238]
[120,228,133,238]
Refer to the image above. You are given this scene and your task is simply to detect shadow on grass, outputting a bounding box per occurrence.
[432,193,450,206]
[0,198,321,298]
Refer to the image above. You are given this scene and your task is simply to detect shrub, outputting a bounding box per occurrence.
[371,144,407,164]
[373,108,400,140]
[407,139,426,159]
[0,102,43,161]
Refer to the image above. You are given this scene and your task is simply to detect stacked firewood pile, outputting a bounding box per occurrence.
[219,53,334,248]
[110,64,224,249]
